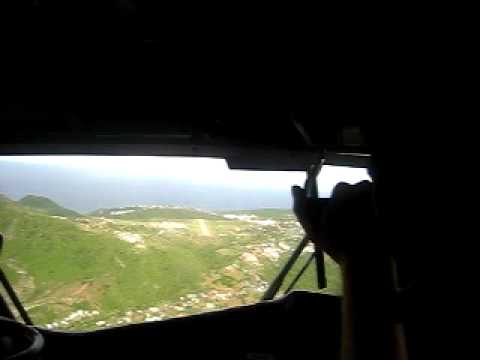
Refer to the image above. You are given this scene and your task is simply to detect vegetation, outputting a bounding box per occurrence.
[0,195,341,331]
[19,195,82,218]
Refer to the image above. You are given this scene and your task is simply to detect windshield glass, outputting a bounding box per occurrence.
[0,156,370,330]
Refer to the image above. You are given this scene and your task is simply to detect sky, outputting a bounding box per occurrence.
[0,156,370,213]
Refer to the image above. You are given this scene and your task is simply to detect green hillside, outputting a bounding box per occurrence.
[0,195,341,330]
[0,199,217,323]
[19,195,82,218]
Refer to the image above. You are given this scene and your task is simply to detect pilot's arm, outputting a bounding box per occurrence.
[293,181,407,360]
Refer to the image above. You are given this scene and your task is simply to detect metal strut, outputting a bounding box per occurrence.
[0,267,33,325]
[0,234,33,325]
[262,158,327,300]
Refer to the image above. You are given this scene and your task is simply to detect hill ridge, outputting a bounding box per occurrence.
[18,194,82,218]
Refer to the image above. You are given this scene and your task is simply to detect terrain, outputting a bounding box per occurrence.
[0,194,340,330]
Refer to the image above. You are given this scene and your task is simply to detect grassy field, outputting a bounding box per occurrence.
[0,195,341,330]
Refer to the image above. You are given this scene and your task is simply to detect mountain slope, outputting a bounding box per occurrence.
[19,195,82,218]
[0,197,215,324]
[0,195,341,330]
[0,196,249,327]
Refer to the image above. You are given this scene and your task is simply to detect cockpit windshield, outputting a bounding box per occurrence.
[0,156,370,330]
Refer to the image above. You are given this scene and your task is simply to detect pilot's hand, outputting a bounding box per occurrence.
[292,180,378,266]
